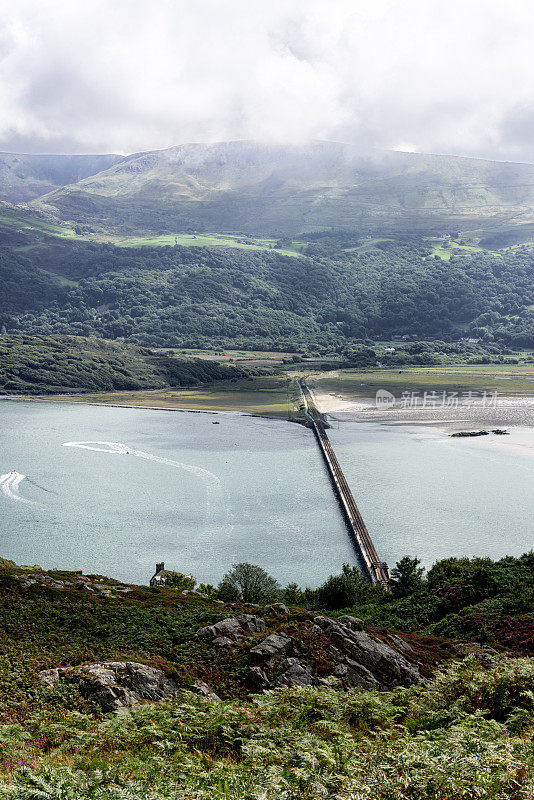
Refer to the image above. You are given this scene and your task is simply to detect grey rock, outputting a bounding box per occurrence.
[196,614,265,644]
[246,666,271,691]
[334,658,378,690]
[38,661,181,712]
[39,668,60,686]
[337,615,364,631]
[312,616,331,631]
[102,662,181,701]
[328,624,419,688]
[312,615,419,689]
[237,614,267,634]
[264,603,289,616]
[387,634,413,653]
[274,658,313,688]
[19,578,37,588]
[36,575,64,589]
[250,633,293,664]
[473,650,499,669]
[190,680,221,702]
[212,636,233,648]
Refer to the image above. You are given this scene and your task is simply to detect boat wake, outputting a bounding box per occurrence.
[62,441,229,530]
[0,471,32,503]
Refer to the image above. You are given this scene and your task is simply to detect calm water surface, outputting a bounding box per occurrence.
[1,401,532,584]
[329,421,534,567]
[0,401,353,585]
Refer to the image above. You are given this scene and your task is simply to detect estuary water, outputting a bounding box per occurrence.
[328,421,534,567]
[0,401,353,585]
[0,400,533,585]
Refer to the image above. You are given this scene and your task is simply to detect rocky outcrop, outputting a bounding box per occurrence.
[16,572,131,597]
[39,662,184,712]
[313,616,419,688]
[197,612,420,692]
[250,633,293,664]
[190,680,221,702]
[450,430,489,437]
[244,616,419,690]
[274,658,313,687]
[196,614,265,646]
[246,666,271,691]
[264,603,289,616]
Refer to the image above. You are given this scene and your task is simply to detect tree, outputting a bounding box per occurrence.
[217,563,280,604]
[390,556,425,598]
[197,582,219,599]
[315,564,373,609]
[316,573,357,609]
[282,582,306,605]
[164,572,196,591]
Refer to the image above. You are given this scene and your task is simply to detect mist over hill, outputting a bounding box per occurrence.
[13,140,534,236]
[0,152,124,203]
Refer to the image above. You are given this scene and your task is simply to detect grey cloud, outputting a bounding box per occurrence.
[1,0,534,161]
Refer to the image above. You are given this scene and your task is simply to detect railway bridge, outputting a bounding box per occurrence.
[299,379,390,590]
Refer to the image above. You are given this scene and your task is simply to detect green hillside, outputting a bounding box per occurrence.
[0,204,300,256]
[0,334,248,394]
[36,141,534,235]
[0,552,531,798]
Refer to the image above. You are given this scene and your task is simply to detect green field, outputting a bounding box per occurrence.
[50,376,306,418]
[311,363,534,396]
[0,208,302,256]
[113,232,302,257]
[426,237,484,261]
[0,211,78,242]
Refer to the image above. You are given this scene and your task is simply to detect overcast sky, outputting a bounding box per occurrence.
[2,0,534,162]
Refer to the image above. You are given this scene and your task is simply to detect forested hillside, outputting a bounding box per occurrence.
[0,335,247,394]
[1,234,533,349]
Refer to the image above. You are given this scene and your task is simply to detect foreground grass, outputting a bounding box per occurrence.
[0,562,532,798]
[0,659,532,798]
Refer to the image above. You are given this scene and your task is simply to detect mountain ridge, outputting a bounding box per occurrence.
[13,140,534,235]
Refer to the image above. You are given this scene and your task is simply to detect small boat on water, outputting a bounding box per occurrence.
[212,421,220,424]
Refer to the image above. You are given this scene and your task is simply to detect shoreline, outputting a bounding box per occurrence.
[3,390,534,432]
[0,395,292,423]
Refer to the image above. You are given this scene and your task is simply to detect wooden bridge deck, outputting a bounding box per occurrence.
[300,380,390,590]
